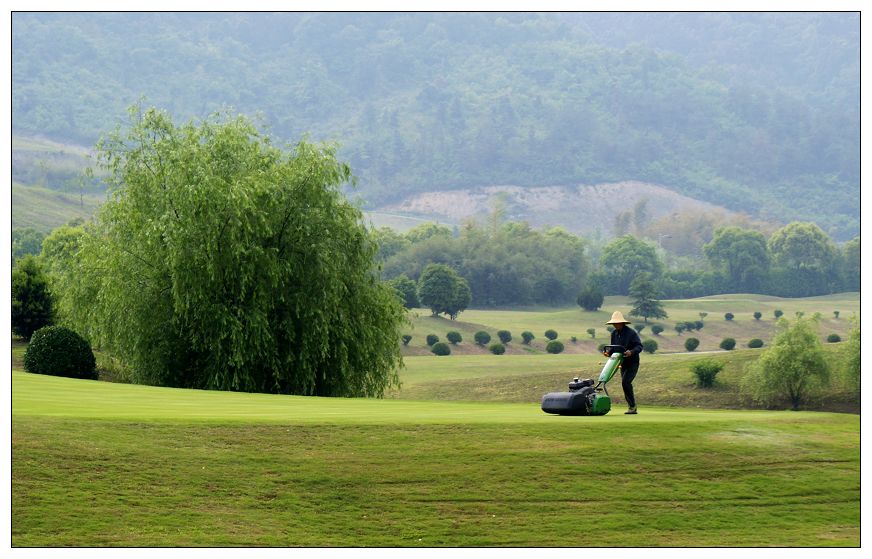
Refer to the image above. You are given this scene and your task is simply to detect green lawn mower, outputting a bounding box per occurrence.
[541,344,624,416]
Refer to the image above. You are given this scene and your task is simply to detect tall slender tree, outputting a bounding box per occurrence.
[628,271,667,323]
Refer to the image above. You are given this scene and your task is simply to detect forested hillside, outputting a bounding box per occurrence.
[12,12,859,238]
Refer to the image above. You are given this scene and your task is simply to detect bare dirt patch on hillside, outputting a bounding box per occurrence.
[380,181,732,235]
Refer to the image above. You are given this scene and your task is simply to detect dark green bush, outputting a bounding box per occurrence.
[23,326,96,380]
[774,310,783,319]
[694,321,704,330]
[12,255,54,340]
[546,340,564,354]
[684,337,700,352]
[827,334,841,343]
[497,330,512,344]
[402,334,412,346]
[576,285,604,311]
[724,312,734,321]
[651,325,664,336]
[544,329,558,341]
[426,334,439,347]
[636,325,646,334]
[570,336,577,343]
[474,331,491,346]
[753,311,762,321]
[521,331,534,344]
[720,338,736,350]
[489,343,505,355]
[691,359,724,388]
[748,338,764,348]
[586,328,595,339]
[642,339,658,354]
[431,342,451,356]
[446,331,462,345]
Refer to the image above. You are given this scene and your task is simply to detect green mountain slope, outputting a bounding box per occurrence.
[12,182,103,231]
[11,12,859,238]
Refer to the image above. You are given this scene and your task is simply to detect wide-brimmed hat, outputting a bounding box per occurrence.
[605,311,631,325]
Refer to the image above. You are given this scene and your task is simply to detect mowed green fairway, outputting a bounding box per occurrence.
[12,371,859,547]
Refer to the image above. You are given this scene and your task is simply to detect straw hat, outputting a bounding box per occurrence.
[605,311,631,325]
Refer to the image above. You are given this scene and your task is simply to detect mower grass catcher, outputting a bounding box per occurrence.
[541,345,624,416]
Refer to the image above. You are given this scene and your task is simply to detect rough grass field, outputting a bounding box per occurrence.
[392,347,859,413]
[12,371,859,547]
[401,293,860,356]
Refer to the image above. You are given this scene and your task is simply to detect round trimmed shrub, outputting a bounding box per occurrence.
[753,311,762,321]
[691,359,724,388]
[446,331,462,345]
[546,340,565,354]
[426,334,439,347]
[719,338,736,351]
[586,328,596,339]
[774,310,783,319]
[544,329,558,341]
[401,334,412,346]
[521,331,534,345]
[489,343,505,355]
[23,326,96,379]
[474,331,491,346]
[431,342,451,356]
[827,334,841,343]
[497,330,512,344]
[651,324,664,336]
[694,321,704,331]
[570,336,578,343]
[724,312,734,321]
[748,338,764,348]
[636,325,646,334]
[642,339,658,354]
[684,337,700,352]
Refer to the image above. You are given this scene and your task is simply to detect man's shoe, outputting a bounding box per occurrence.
[624,408,637,414]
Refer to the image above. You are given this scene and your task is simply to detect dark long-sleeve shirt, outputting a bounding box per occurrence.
[609,326,643,365]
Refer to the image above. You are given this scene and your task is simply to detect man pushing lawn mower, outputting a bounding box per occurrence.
[604,311,643,414]
[541,310,642,416]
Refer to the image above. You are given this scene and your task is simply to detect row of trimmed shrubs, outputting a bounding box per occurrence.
[410,329,567,356]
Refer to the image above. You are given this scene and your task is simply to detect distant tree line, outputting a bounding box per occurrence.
[375,218,859,307]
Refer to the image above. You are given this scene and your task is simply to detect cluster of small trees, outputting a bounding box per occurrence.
[389,263,472,320]
[373,219,591,308]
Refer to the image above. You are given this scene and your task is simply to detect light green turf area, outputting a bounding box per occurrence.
[11,371,860,547]
[10,369,780,424]
[402,293,859,355]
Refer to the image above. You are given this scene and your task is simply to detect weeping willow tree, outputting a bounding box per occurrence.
[54,106,405,396]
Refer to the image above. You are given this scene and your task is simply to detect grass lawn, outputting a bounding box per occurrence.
[12,371,859,547]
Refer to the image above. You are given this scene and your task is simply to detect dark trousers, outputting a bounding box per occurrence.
[620,360,639,409]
